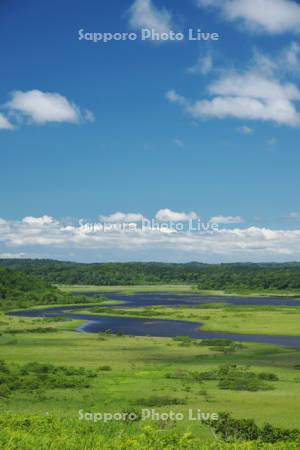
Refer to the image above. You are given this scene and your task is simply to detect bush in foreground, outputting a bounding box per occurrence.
[208,413,300,444]
[0,414,299,450]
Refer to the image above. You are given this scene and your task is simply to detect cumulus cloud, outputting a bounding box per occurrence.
[22,216,55,226]
[209,215,244,224]
[187,55,213,75]
[155,209,198,221]
[7,90,94,125]
[83,109,95,123]
[197,0,300,34]
[253,43,300,78]
[99,212,144,222]
[286,42,300,69]
[166,69,300,127]
[0,113,14,130]
[128,0,173,34]
[189,96,299,126]
[1,216,300,261]
[165,90,188,107]
[237,125,253,135]
[208,72,300,101]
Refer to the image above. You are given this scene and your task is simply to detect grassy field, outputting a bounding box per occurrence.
[1,286,300,449]
[58,284,200,294]
[0,313,300,430]
[23,299,124,310]
[58,284,300,298]
[75,303,300,336]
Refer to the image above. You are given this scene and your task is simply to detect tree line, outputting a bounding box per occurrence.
[1,259,300,290]
[0,266,86,310]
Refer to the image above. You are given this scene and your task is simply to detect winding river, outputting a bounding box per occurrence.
[10,292,300,350]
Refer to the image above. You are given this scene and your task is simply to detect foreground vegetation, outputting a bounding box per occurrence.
[2,413,300,450]
[1,265,300,448]
[1,413,300,450]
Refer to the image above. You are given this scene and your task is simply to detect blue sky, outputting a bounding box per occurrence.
[0,0,300,262]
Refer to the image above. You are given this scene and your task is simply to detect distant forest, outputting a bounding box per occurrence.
[1,259,300,290]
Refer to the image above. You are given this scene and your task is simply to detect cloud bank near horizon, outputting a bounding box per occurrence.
[1,214,300,263]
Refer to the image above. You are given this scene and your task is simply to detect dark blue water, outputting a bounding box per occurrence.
[10,292,300,350]
[79,291,300,308]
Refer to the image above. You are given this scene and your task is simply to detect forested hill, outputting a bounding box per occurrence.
[0,266,81,310]
[1,259,300,290]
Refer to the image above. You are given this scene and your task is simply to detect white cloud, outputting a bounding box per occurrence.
[155,209,198,221]
[187,55,213,75]
[165,90,188,106]
[83,109,95,123]
[253,43,300,77]
[22,216,55,226]
[197,0,300,34]
[286,42,300,71]
[252,50,278,77]
[99,212,144,222]
[183,45,300,128]
[0,113,14,130]
[7,90,93,125]
[2,216,300,261]
[192,96,299,126]
[237,125,253,135]
[210,215,244,224]
[166,70,300,127]
[128,0,173,34]
[208,72,300,101]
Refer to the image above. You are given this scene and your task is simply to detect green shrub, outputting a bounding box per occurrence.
[166,365,278,392]
[0,361,98,396]
[208,413,300,444]
[199,338,234,346]
[136,395,186,407]
[0,383,10,397]
[98,365,111,371]
[218,374,272,392]
[258,373,279,381]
